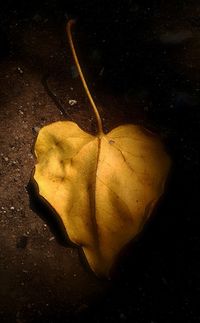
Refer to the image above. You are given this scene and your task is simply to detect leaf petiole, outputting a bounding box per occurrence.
[67,20,103,136]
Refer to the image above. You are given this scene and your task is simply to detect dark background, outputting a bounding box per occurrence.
[0,0,200,322]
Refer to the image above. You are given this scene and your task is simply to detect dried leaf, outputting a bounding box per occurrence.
[34,121,170,276]
[33,20,171,276]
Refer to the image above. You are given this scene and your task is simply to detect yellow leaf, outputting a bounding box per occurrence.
[33,20,171,276]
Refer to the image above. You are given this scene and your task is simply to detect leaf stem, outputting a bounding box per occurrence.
[67,20,103,135]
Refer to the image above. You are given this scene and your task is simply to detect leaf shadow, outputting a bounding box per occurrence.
[27,179,72,248]
[27,179,115,282]
[110,166,177,281]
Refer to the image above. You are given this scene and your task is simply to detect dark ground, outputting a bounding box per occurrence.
[0,1,200,322]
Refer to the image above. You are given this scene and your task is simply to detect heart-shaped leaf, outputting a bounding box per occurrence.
[33,21,171,276]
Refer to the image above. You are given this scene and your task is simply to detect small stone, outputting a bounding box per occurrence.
[28,153,33,159]
[69,99,77,106]
[49,236,55,241]
[4,157,8,162]
[17,67,23,74]
[10,206,15,210]
[33,126,40,134]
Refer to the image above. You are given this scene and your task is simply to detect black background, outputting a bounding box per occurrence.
[0,0,200,322]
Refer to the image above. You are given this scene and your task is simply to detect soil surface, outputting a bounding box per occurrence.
[0,1,200,322]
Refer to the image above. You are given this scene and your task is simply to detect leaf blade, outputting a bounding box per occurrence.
[34,121,171,276]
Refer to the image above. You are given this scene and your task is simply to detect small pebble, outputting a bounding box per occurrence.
[17,67,23,74]
[28,153,33,159]
[69,99,77,106]
[33,126,40,134]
